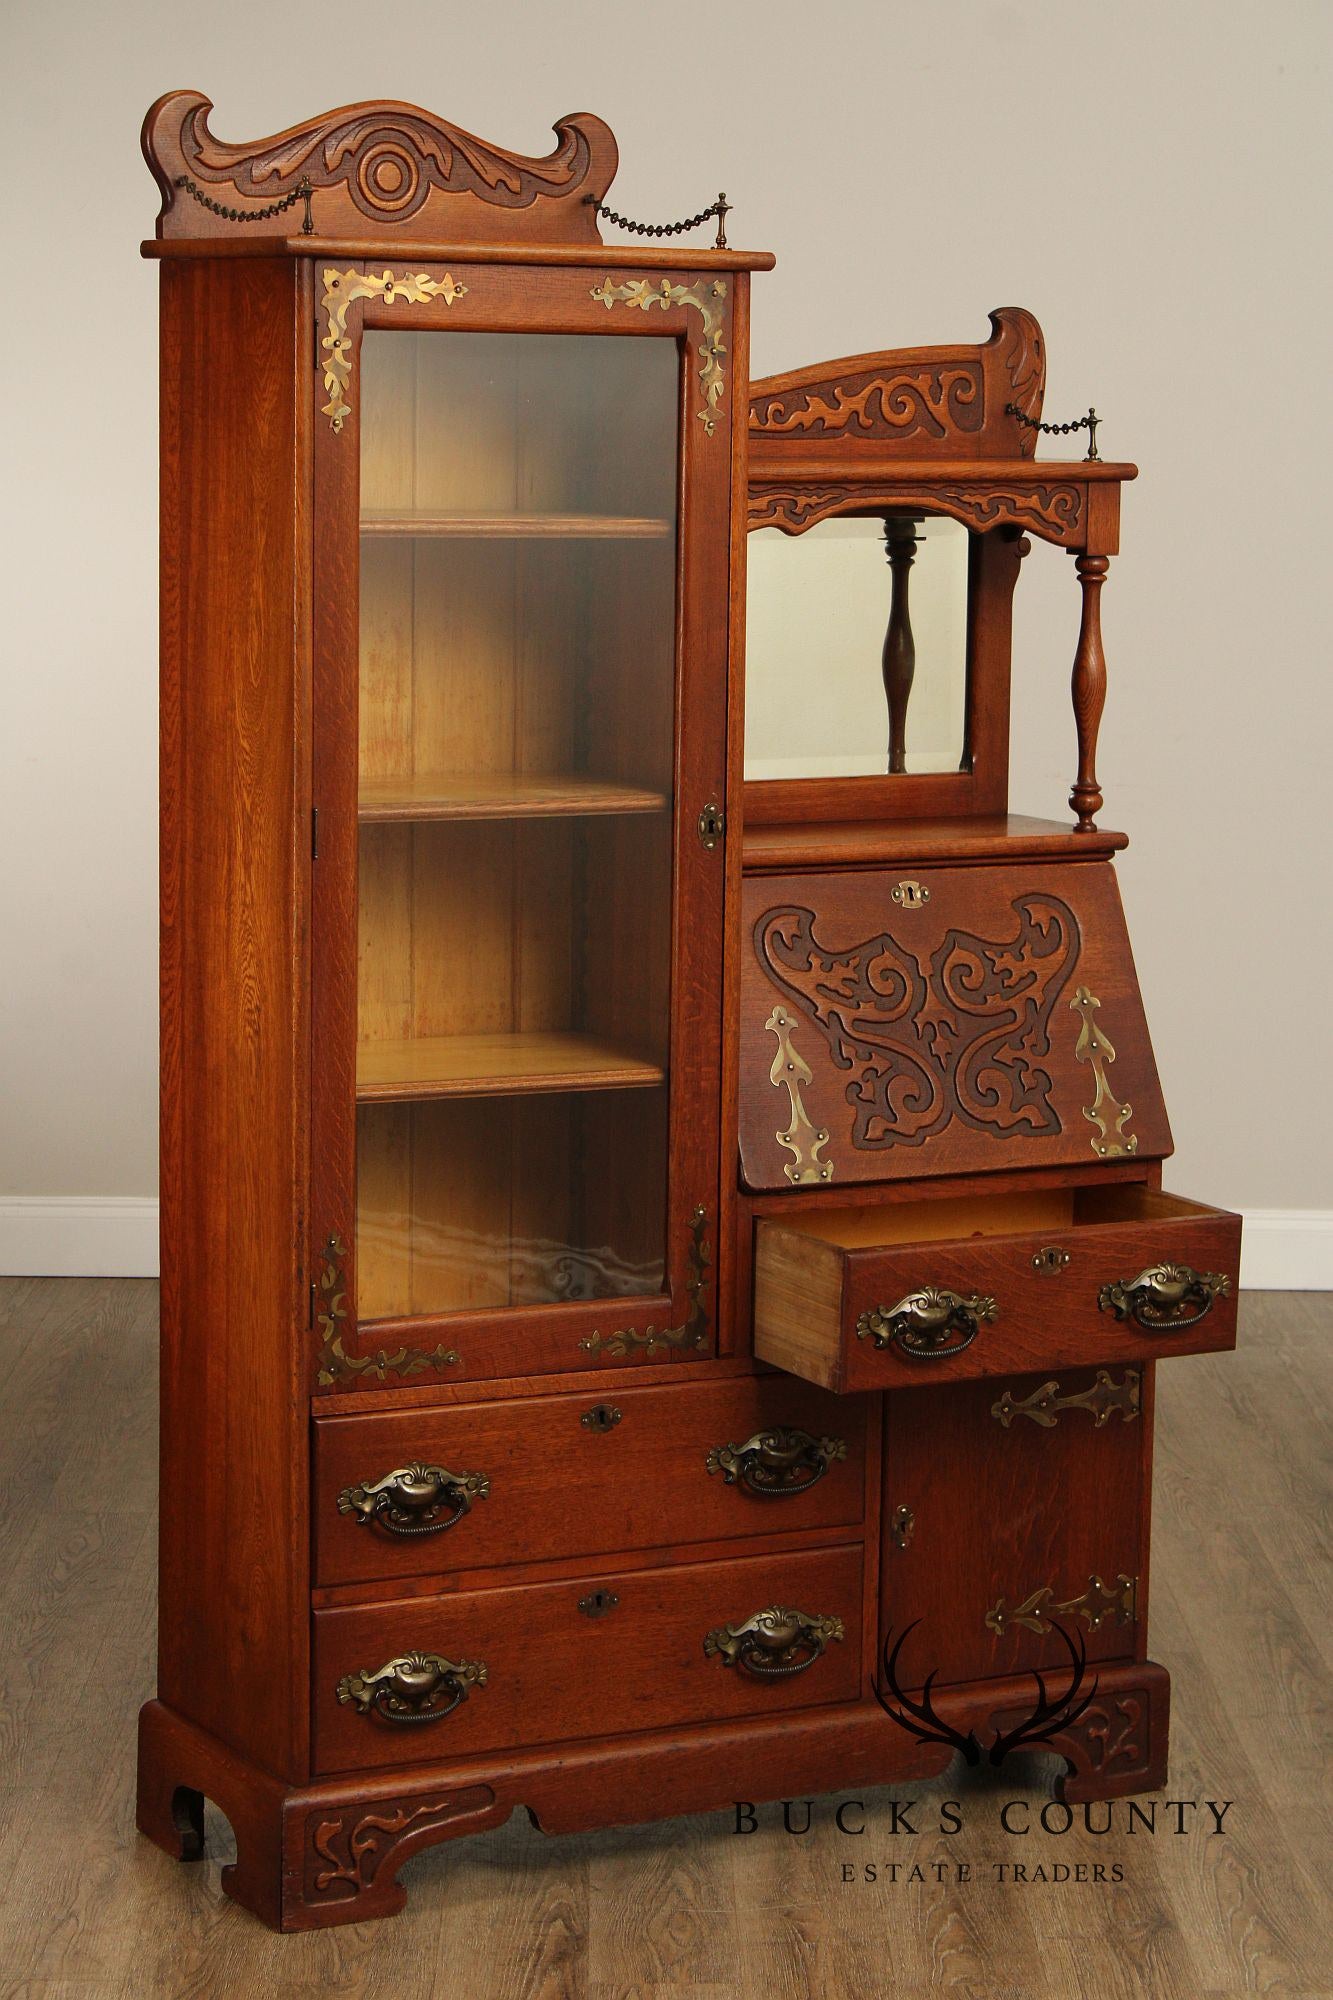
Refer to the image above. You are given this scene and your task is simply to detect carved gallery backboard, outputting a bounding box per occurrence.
[738,863,1171,1191]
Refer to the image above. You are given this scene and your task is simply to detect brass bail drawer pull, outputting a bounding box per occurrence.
[857,1286,998,1359]
[336,1652,488,1725]
[337,1462,490,1537]
[1098,1262,1232,1332]
[706,1426,848,1496]
[704,1605,844,1679]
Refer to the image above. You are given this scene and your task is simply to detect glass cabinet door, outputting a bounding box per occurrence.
[352,330,679,1322]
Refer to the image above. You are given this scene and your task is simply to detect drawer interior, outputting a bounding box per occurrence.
[780,1185,1221,1253]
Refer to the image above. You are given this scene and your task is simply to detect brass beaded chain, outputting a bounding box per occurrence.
[585,192,730,248]
[1005,401,1101,462]
[174,173,315,234]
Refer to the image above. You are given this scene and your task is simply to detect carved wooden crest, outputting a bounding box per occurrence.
[748,309,1045,459]
[142,91,618,243]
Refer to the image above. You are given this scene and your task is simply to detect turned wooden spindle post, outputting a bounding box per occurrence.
[882,516,921,774]
[1069,552,1109,830]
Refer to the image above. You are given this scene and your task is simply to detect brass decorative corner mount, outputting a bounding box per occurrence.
[314,1231,462,1386]
[590,274,727,435]
[579,1205,710,1359]
[321,266,468,432]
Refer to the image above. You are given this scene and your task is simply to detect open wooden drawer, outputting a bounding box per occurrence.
[754,1186,1240,1391]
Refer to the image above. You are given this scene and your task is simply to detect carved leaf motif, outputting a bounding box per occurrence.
[179,96,599,221]
[307,1786,497,1901]
[991,307,1046,423]
[1072,1696,1144,1772]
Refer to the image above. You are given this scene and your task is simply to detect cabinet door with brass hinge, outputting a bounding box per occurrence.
[881,1366,1150,1691]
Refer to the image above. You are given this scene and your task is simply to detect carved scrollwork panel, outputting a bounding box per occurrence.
[746,309,1046,459]
[755,895,1081,1156]
[748,481,1084,544]
[750,365,983,442]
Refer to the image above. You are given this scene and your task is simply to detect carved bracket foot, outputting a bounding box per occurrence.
[137,1701,289,1928]
[981,1659,1170,1802]
[294,1785,509,1926]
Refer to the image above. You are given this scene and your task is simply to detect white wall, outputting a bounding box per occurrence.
[3,0,1329,1281]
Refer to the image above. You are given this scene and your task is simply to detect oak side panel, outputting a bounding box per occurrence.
[157,255,311,1780]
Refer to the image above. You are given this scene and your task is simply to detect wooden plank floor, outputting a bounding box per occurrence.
[0,1280,1328,1998]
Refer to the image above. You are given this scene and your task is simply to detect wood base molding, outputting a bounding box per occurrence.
[137,1662,1170,1931]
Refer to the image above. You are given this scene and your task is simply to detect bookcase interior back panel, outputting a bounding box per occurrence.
[354,329,680,1323]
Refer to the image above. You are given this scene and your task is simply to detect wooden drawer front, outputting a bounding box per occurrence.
[313,1544,864,1775]
[739,862,1171,1191]
[314,1378,867,1586]
[755,1186,1240,1392]
[882,1372,1147,1689]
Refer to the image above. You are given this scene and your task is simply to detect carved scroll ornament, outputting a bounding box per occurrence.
[751,365,983,443]
[748,480,1084,543]
[143,92,618,241]
[756,895,1080,1154]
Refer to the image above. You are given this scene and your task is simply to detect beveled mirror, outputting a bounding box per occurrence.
[745,513,969,782]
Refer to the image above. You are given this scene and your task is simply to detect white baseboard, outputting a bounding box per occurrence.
[0,1198,1329,1289]
[1236,1210,1333,1291]
[0,1197,160,1278]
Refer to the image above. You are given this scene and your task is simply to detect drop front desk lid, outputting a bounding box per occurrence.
[738,860,1171,1191]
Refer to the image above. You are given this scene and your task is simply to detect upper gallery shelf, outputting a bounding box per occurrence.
[358,774,669,823]
[359,512,672,539]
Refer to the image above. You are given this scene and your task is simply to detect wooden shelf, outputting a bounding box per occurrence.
[356,1031,666,1103]
[359,773,669,824]
[742,813,1130,873]
[360,511,672,539]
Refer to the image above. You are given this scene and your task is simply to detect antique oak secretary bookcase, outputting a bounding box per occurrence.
[138,91,1240,1930]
